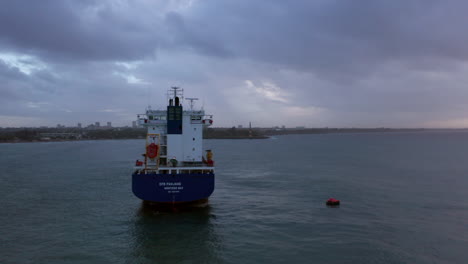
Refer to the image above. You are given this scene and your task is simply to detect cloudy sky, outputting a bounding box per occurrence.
[1,0,468,128]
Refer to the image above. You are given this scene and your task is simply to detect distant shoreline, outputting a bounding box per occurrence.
[0,138,140,144]
[204,136,269,139]
[0,136,269,143]
[2,128,466,144]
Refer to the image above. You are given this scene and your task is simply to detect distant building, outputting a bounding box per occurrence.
[77,123,82,128]
[238,125,243,129]
[132,121,137,128]
[95,122,100,127]
[107,122,112,127]
[281,125,286,129]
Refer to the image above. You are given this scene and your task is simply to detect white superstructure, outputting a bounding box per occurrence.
[137,87,213,171]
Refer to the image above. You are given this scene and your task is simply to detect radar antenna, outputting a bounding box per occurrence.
[167,86,184,105]
[185,98,199,110]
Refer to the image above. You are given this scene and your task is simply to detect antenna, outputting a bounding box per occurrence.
[147,86,151,108]
[171,86,179,98]
[185,98,199,110]
[168,86,184,103]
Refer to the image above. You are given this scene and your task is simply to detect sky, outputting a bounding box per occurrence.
[1,0,468,128]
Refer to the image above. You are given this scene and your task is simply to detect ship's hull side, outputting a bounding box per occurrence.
[132,173,215,203]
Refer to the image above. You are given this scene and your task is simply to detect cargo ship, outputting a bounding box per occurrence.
[132,87,215,204]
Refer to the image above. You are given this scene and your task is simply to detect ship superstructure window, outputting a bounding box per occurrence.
[167,105,183,134]
[168,106,182,120]
[168,108,174,120]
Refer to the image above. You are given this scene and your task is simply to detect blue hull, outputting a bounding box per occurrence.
[132,173,215,203]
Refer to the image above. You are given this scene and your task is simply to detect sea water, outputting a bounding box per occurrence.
[1,132,467,263]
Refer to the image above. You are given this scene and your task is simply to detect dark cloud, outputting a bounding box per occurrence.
[0,60,33,103]
[175,0,468,77]
[0,0,160,61]
[162,12,232,58]
[2,0,468,71]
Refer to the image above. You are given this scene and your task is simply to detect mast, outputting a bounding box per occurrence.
[185,98,199,111]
